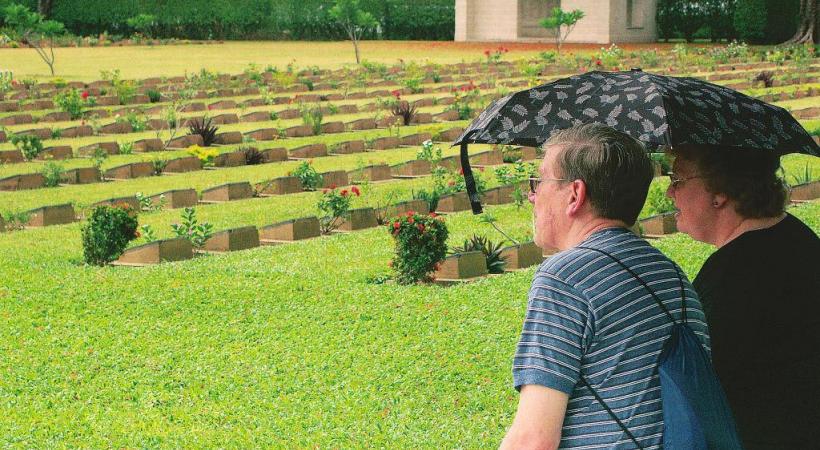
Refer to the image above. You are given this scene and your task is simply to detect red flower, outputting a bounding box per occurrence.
[207,105,213,110]
[393,221,400,229]
[429,212,437,218]
[407,216,414,224]
[417,223,425,233]
[351,186,361,196]
[406,210,415,216]
[596,59,602,66]
[81,90,89,99]
[484,49,490,56]
[391,89,401,98]
[340,189,348,197]
[329,184,337,190]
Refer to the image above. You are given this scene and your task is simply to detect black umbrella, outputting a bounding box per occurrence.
[454,69,820,214]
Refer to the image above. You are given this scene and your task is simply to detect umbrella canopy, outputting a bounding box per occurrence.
[456,69,819,155]
[454,69,819,213]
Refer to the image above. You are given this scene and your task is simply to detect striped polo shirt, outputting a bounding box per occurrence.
[513,227,710,449]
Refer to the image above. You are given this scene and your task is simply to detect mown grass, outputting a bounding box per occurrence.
[1,193,817,447]
[2,44,819,447]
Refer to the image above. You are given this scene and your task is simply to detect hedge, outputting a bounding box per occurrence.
[31,0,454,41]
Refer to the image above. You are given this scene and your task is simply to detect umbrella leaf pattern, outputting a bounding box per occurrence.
[454,70,819,156]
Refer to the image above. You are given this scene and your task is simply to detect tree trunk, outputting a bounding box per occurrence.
[38,0,54,18]
[783,0,817,44]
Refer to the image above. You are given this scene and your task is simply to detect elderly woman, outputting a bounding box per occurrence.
[666,145,819,450]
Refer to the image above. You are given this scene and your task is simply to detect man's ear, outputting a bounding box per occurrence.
[566,179,586,216]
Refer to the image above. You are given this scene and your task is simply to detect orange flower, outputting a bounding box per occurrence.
[340,189,348,197]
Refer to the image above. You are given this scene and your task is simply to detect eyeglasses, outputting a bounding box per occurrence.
[529,177,568,193]
[668,173,704,189]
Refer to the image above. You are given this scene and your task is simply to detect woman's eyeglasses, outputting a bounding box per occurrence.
[668,173,704,189]
[529,177,568,193]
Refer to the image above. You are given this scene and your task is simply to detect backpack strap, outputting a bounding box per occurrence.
[577,246,679,324]
[579,376,645,449]
[574,245,689,448]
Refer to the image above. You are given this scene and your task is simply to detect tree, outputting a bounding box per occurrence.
[37,0,53,18]
[329,0,378,64]
[733,0,767,43]
[3,3,64,75]
[539,7,585,54]
[784,0,818,44]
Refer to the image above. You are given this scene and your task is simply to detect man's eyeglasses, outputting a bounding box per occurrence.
[529,177,568,193]
[668,173,704,189]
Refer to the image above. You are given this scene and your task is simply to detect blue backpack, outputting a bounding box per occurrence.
[578,247,744,450]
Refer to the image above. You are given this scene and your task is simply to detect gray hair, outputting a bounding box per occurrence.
[545,123,654,225]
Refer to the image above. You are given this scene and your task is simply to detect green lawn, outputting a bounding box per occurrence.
[2,43,820,448]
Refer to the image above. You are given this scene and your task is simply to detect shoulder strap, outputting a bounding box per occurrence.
[577,245,681,324]
[579,376,645,449]
[575,245,690,449]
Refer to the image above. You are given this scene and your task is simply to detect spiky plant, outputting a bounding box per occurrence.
[243,147,265,165]
[391,100,417,126]
[188,117,219,146]
[450,234,507,273]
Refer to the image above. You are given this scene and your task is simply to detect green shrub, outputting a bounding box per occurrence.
[318,185,360,234]
[145,88,161,103]
[299,104,323,135]
[81,204,139,266]
[644,182,676,217]
[171,207,213,248]
[388,211,449,285]
[53,88,89,119]
[733,0,767,43]
[41,161,64,187]
[450,234,507,274]
[290,160,323,191]
[10,133,43,160]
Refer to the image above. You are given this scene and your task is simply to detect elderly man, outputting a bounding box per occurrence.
[500,123,711,449]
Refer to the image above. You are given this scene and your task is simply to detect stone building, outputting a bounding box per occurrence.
[455,0,658,43]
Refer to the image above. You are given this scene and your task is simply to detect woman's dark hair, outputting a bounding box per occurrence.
[669,145,787,218]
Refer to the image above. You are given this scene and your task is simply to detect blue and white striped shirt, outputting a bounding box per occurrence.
[513,228,710,449]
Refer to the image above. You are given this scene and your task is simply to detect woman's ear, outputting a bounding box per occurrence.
[712,193,728,209]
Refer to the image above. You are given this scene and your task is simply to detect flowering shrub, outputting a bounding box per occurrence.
[594,43,624,70]
[388,211,449,285]
[318,185,360,234]
[186,144,218,167]
[447,80,480,120]
[291,160,323,191]
[484,46,509,64]
[54,88,94,119]
[81,203,139,266]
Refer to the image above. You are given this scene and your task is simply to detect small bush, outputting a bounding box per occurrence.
[81,204,139,266]
[388,211,449,285]
[450,234,507,274]
[243,147,264,165]
[54,88,90,119]
[644,182,676,217]
[392,100,417,126]
[290,161,323,191]
[145,88,162,103]
[171,207,213,248]
[188,117,219,146]
[41,161,64,187]
[299,104,323,135]
[318,185,360,234]
[10,134,43,160]
[186,144,218,167]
